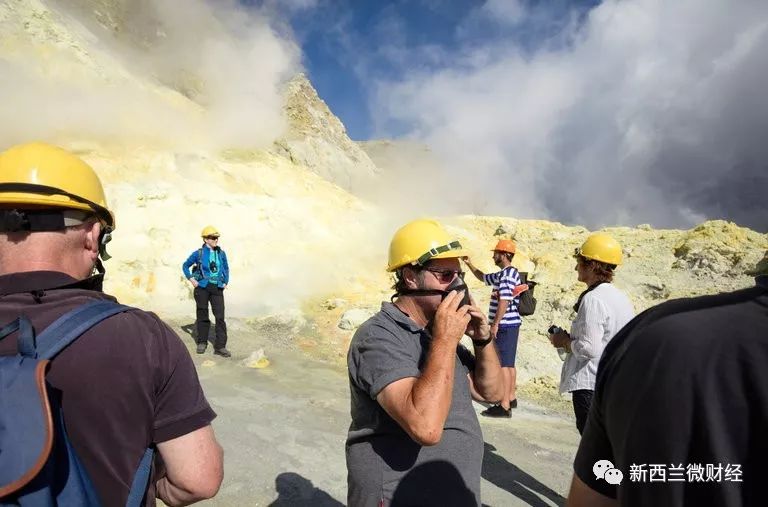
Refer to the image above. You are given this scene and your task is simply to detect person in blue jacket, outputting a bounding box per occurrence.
[183,226,231,357]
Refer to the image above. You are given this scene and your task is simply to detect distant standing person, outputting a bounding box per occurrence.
[182,226,231,357]
[548,233,634,434]
[463,239,526,418]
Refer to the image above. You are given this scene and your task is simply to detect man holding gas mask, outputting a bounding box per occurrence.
[346,219,504,507]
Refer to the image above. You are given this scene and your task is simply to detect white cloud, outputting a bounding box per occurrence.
[0,0,301,150]
[480,0,526,25]
[371,0,768,230]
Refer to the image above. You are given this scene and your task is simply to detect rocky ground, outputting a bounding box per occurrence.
[168,319,581,507]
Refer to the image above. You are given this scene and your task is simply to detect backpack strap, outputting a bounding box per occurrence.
[34,300,158,507]
[196,247,208,281]
[34,300,132,360]
[0,315,36,357]
[125,448,155,507]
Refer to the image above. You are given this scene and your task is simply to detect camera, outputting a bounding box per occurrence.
[548,324,565,335]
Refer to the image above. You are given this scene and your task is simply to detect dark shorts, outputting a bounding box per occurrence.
[495,325,520,367]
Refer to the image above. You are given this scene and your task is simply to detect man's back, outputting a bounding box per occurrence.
[0,271,215,507]
[574,277,768,506]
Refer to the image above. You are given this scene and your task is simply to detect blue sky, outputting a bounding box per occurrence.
[234,0,768,231]
[277,0,600,140]
[6,0,764,229]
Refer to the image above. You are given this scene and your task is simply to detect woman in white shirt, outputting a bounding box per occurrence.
[549,233,635,434]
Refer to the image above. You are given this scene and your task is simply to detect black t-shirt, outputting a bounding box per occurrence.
[574,276,768,506]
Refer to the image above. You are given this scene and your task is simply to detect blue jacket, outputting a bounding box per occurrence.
[182,245,229,288]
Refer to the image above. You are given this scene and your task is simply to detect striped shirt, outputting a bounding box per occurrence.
[483,266,522,327]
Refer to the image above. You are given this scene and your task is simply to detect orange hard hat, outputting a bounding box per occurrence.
[492,239,516,254]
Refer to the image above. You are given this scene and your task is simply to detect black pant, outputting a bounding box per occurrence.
[194,285,227,350]
[572,389,594,435]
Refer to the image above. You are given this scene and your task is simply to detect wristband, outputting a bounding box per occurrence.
[472,336,493,348]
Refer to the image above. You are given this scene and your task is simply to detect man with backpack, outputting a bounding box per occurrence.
[182,226,231,357]
[0,142,223,506]
[463,239,527,418]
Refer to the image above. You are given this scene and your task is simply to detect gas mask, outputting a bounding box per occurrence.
[394,273,471,307]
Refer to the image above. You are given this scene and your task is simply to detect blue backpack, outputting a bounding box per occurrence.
[0,300,154,507]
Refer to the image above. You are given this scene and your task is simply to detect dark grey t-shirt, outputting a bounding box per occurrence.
[346,302,484,507]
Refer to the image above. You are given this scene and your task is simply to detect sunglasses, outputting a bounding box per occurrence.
[204,236,220,240]
[424,267,464,283]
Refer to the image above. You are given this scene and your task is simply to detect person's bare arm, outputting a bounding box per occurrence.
[462,257,485,282]
[566,473,618,507]
[464,302,504,402]
[492,299,509,327]
[490,298,509,339]
[376,291,471,446]
[470,342,504,402]
[155,425,224,506]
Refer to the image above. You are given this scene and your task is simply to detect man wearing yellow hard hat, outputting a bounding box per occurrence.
[0,142,222,504]
[548,232,634,434]
[464,239,527,418]
[346,219,505,506]
[182,225,231,357]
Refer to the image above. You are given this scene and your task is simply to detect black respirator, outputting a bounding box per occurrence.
[395,274,471,307]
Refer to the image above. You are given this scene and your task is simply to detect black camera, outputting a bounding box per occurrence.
[548,325,565,335]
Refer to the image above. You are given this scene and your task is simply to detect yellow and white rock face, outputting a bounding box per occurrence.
[1,1,766,398]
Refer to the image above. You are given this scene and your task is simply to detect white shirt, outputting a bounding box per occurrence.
[559,283,635,394]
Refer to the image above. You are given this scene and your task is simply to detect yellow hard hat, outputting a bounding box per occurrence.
[492,239,516,254]
[201,225,220,238]
[575,233,623,265]
[0,142,114,228]
[387,219,467,272]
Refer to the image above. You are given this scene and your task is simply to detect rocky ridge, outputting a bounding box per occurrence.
[1,0,766,407]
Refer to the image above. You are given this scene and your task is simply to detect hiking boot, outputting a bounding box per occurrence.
[196,343,207,354]
[510,399,518,409]
[481,404,511,418]
[213,348,232,358]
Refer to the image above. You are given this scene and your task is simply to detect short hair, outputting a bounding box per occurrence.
[578,255,616,283]
[392,264,426,293]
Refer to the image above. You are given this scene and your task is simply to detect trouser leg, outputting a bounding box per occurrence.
[210,286,228,350]
[571,389,594,435]
[194,286,212,344]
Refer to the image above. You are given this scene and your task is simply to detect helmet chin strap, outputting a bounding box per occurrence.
[391,288,447,301]
[392,278,470,302]
[88,226,113,289]
[98,226,113,261]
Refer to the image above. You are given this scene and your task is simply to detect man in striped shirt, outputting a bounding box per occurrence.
[464,239,525,418]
